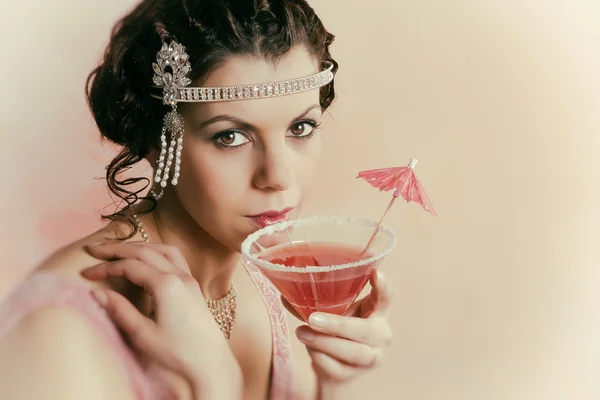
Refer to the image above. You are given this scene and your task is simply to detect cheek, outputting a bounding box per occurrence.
[179,149,250,207]
[293,137,323,184]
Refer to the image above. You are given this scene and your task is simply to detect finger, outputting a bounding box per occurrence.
[91,289,194,379]
[280,296,305,321]
[345,270,393,318]
[82,259,183,298]
[124,243,200,294]
[85,243,177,275]
[344,295,370,318]
[296,326,379,368]
[370,270,393,316]
[125,242,192,275]
[307,312,392,347]
[307,348,361,384]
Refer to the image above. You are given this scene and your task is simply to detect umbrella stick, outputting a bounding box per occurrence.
[361,196,397,255]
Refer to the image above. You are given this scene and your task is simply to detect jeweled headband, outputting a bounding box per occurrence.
[151,41,335,106]
[148,40,336,201]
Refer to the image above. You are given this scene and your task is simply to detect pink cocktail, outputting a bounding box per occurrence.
[240,216,396,321]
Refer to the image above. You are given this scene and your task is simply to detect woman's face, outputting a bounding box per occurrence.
[175,46,324,251]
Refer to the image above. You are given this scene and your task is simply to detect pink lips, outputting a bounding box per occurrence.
[249,208,293,228]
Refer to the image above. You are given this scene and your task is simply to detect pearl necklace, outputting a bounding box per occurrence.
[132,213,237,340]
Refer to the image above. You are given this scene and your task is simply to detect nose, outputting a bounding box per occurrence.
[252,140,293,192]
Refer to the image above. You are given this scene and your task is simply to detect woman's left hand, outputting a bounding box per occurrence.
[283,269,393,384]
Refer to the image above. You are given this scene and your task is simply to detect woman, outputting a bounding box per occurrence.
[0,0,394,399]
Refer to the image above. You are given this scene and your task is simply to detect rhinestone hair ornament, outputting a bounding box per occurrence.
[149,40,335,200]
[152,41,335,105]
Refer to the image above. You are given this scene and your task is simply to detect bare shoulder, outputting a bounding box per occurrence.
[0,306,135,400]
[35,221,135,289]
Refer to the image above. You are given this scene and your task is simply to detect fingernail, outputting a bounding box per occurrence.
[91,289,108,306]
[377,270,386,283]
[296,327,315,342]
[309,313,329,328]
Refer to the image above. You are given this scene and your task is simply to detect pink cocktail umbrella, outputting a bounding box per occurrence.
[357,158,436,254]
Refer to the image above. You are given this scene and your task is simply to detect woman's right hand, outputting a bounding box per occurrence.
[81,241,242,400]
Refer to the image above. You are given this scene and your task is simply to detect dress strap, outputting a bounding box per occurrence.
[243,262,295,399]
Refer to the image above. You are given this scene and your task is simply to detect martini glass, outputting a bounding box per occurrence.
[240,216,397,321]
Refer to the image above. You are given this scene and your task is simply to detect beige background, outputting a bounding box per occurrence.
[1,1,600,399]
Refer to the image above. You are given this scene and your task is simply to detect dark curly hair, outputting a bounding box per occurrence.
[85,0,338,238]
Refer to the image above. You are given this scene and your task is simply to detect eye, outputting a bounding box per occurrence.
[288,120,318,138]
[213,131,251,148]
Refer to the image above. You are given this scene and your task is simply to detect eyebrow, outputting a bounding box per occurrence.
[193,103,322,132]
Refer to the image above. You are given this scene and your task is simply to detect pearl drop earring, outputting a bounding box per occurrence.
[151,107,184,200]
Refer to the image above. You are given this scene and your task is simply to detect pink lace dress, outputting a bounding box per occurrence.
[0,262,295,399]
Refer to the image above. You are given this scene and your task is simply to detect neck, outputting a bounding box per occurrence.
[138,192,239,300]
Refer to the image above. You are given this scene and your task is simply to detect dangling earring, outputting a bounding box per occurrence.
[149,41,192,200]
[151,108,184,200]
